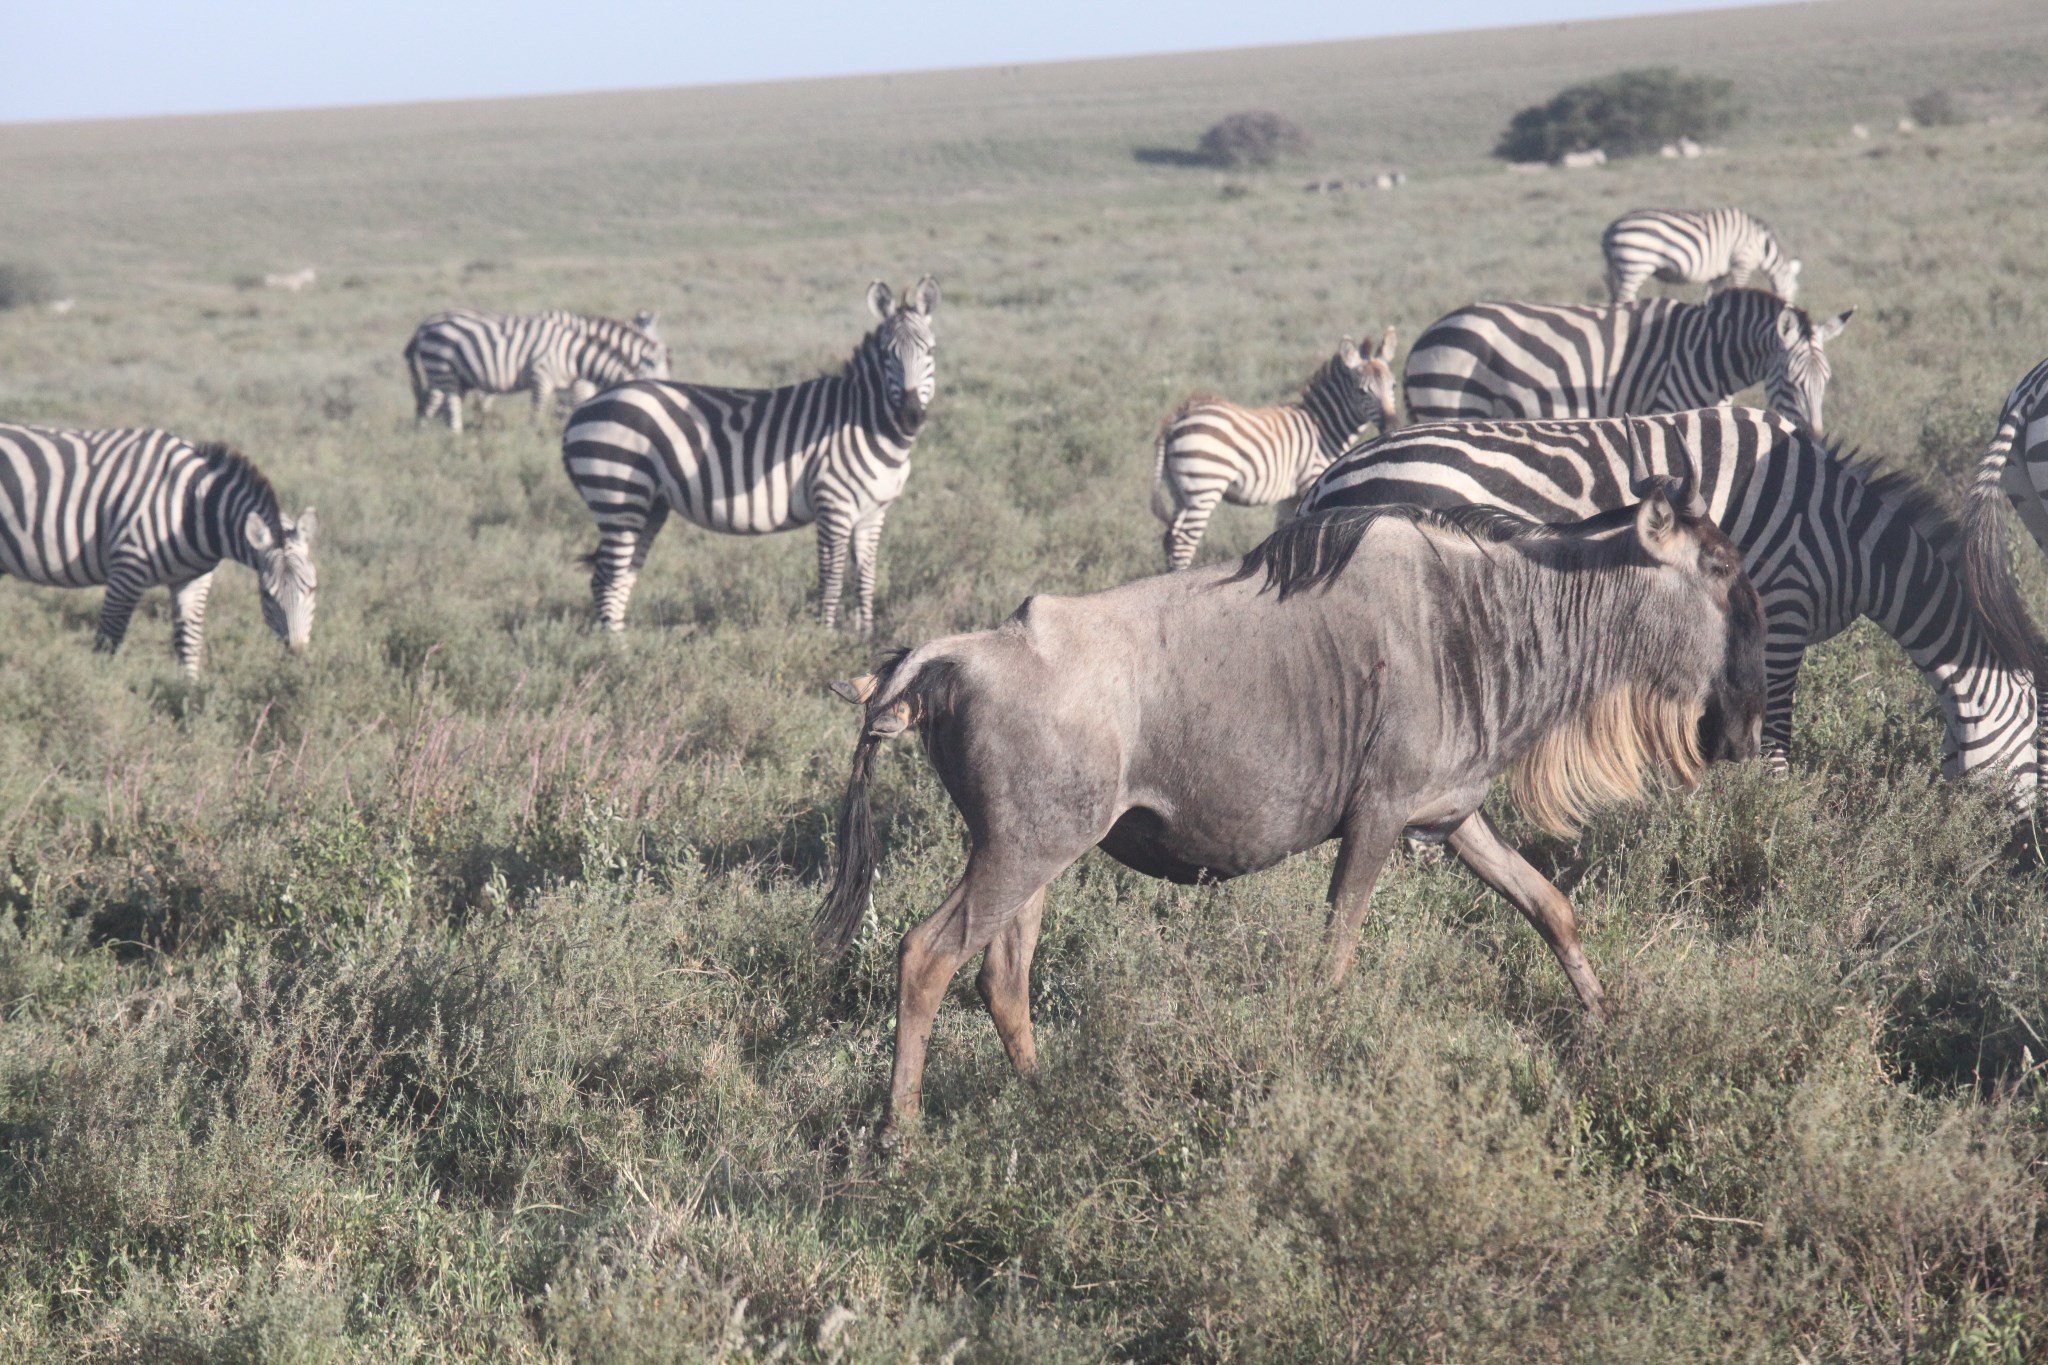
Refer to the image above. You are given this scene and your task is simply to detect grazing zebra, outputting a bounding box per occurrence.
[1151,328,1399,569]
[1405,289,1853,439]
[561,276,938,635]
[1602,207,1800,304]
[0,425,317,676]
[1303,407,2041,800]
[404,308,669,432]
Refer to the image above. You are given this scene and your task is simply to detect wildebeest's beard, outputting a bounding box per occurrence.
[1698,568,1768,762]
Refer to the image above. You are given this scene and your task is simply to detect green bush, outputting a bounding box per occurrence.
[1909,89,1966,126]
[1494,67,1743,162]
[1198,111,1311,168]
[0,261,63,310]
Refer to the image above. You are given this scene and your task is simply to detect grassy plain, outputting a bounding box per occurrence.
[2,0,2048,1357]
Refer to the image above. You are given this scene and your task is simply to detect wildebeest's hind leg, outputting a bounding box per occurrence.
[1446,812,1611,1018]
[975,887,1047,1080]
[1320,807,1404,989]
[887,854,1071,1143]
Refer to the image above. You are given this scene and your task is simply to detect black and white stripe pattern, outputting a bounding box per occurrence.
[1151,329,1399,569]
[1405,289,1853,439]
[1967,357,2048,563]
[1602,207,1800,304]
[0,425,318,676]
[1304,408,2040,799]
[561,276,938,635]
[405,308,670,431]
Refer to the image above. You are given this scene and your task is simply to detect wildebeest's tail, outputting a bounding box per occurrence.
[1962,413,2048,678]
[816,643,959,954]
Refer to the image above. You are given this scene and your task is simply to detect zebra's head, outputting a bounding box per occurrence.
[866,276,939,434]
[631,310,661,340]
[245,508,318,654]
[1764,304,1853,440]
[1335,326,1401,433]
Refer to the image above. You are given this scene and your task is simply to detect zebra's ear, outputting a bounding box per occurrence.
[1339,335,1362,367]
[244,512,275,555]
[909,275,939,316]
[1815,307,1854,343]
[1776,309,1803,344]
[867,280,895,320]
[1633,483,1685,564]
[294,508,318,545]
[1373,326,1397,363]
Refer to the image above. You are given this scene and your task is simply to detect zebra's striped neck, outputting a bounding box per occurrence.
[201,446,286,567]
[1667,290,1781,403]
[1299,357,1375,454]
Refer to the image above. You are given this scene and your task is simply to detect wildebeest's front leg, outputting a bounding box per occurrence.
[1446,812,1611,1018]
[1321,807,1404,988]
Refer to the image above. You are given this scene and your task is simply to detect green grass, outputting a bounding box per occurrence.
[1,0,2047,1357]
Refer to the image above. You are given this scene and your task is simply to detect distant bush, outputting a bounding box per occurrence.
[1908,90,1965,127]
[1198,111,1310,168]
[0,261,63,310]
[1495,68,1743,163]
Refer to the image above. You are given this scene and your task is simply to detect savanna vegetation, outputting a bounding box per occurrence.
[0,0,2046,1357]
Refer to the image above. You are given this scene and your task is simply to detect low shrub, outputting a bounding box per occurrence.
[1198,111,1310,168]
[1909,89,1967,127]
[0,261,63,310]
[1495,67,1743,163]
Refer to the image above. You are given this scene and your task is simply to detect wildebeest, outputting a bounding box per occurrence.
[818,484,1766,1139]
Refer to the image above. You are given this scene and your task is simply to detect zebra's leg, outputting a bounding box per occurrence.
[530,382,554,423]
[849,511,888,638]
[93,558,154,658]
[168,571,216,677]
[815,515,853,631]
[1166,490,1221,571]
[1760,642,1803,774]
[447,392,465,434]
[589,510,663,632]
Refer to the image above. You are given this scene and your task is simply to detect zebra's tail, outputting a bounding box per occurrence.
[1150,425,1177,524]
[402,332,431,413]
[816,643,960,955]
[1962,414,2048,679]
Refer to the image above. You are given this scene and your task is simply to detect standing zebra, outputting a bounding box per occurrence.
[1302,408,2041,799]
[404,308,669,432]
[1405,289,1853,439]
[0,425,317,676]
[562,276,938,635]
[1151,328,1399,569]
[1602,208,1800,304]
[1964,358,2048,693]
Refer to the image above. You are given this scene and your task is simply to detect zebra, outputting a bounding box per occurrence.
[0,424,317,676]
[1151,328,1399,569]
[561,276,938,636]
[1602,207,1800,304]
[1964,357,2048,708]
[404,308,669,432]
[1302,407,2042,801]
[1405,288,1853,440]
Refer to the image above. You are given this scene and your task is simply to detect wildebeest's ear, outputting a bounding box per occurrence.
[1815,307,1854,343]
[1339,335,1362,367]
[829,674,879,704]
[1634,485,1685,564]
[1373,326,1397,363]
[867,281,895,319]
[909,275,939,315]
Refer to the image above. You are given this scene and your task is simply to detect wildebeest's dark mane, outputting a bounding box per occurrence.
[1223,503,1590,602]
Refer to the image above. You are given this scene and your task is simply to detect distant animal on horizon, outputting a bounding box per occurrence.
[0,425,317,676]
[262,267,317,292]
[818,485,1765,1141]
[1603,208,1799,304]
[561,276,938,635]
[1303,407,2042,801]
[404,308,669,432]
[1404,290,1853,439]
[1151,328,1399,569]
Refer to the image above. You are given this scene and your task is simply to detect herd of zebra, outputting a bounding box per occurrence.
[4,207,2048,817]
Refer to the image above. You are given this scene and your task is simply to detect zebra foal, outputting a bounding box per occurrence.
[1406,289,1852,439]
[1151,328,1398,569]
[1304,408,2042,801]
[0,425,317,676]
[1603,207,1800,304]
[405,308,669,431]
[562,276,938,635]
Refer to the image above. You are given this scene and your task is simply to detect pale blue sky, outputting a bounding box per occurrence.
[6,0,1777,124]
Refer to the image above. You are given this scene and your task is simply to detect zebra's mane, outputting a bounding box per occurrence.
[1835,450,1964,562]
[1224,503,1585,602]
[195,442,283,532]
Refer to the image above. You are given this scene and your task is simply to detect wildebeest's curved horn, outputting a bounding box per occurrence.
[1629,474,1708,520]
